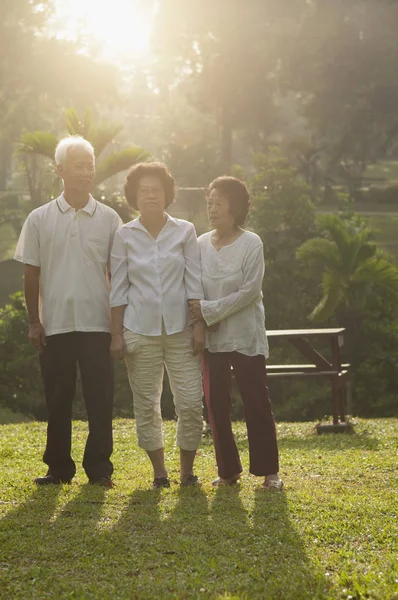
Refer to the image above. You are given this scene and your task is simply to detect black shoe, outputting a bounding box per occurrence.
[180,474,200,487]
[34,474,71,485]
[89,477,114,488]
[153,477,170,489]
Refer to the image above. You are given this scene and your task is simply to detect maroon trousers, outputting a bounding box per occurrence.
[202,351,279,479]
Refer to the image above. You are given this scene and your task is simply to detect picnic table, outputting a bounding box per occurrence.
[265,328,350,431]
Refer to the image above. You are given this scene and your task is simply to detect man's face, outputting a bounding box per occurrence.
[57,147,96,194]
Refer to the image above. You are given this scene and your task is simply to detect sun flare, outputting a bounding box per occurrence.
[54,0,155,61]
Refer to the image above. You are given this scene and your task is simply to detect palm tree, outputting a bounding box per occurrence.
[18,108,150,204]
[296,214,398,322]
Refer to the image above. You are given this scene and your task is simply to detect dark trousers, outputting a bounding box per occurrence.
[39,332,114,481]
[202,351,279,479]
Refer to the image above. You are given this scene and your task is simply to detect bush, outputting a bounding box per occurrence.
[0,293,45,418]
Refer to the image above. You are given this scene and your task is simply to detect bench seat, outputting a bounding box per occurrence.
[266,363,350,377]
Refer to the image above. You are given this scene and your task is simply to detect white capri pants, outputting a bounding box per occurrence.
[123,327,203,452]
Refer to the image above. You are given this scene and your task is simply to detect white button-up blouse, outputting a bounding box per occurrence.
[110,214,204,336]
[198,230,269,358]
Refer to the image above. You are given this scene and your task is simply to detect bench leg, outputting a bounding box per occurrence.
[331,376,340,425]
[339,384,346,423]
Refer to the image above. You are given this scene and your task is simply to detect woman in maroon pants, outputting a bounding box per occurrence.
[190,176,282,489]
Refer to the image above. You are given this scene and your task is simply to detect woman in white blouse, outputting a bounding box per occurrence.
[190,176,282,489]
[110,162,205,489]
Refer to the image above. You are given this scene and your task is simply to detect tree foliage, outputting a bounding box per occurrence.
[297,214,398,321]
[18,108,150,205]
[283,0,398,196]
[248,149,318,329]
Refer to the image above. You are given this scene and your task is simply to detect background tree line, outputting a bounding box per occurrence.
[1,0,398,422]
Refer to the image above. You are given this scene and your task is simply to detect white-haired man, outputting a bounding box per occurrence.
[14,136,122,487]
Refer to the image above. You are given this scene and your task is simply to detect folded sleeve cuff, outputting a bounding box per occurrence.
[110,296,128,308]
[200,299,220,326]
[13,255,40,267]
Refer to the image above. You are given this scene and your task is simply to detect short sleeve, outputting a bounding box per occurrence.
[14,213,41,267]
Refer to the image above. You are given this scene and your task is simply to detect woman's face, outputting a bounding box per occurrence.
[207,188,235,229]
[136,175,166,217]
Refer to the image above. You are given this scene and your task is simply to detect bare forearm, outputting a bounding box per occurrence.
[188,298,204,323]
[111,305,127,335]
[24,266,41,324]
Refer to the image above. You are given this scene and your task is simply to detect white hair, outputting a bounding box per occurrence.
[54,135,95,166]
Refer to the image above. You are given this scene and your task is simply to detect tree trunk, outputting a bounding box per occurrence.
[220,104,233,173]
[0,140,12,190]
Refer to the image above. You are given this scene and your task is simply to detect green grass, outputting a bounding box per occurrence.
[364,161,398,182]
[0,419,397,600]
[364,215,398,263]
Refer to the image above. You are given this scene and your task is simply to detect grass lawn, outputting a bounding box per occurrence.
[364,215,398,264]
[0,419,397,600]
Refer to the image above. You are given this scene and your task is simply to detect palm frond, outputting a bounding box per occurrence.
[296,237,340,269]
[65,108,123,157]
[318,214,373,260]
[18,132,58,160]
[89,127,124,158]
[95,147,151,185]
[353,256,398,295]
[65,107,92,138]
[309,270,345,322]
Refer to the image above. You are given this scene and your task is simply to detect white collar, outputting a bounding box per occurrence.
[128,212,179,230]
[56,193,96,216]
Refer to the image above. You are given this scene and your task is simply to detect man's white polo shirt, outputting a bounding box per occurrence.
[14,193,122,336]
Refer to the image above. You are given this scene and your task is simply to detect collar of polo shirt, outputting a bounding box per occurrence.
[56,193,97,216]
[129,213,179,230]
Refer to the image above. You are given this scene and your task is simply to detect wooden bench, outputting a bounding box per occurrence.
[265,329,351,430]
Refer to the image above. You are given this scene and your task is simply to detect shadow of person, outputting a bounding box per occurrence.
[161,484,329,599]
[90,487,164,586]
[0,485,62,596]
[48,482,107,538]
[249,488,328,598]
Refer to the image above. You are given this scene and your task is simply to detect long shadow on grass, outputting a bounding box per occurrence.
[202,486,327,598]
[0,486,62,594]
[0,483,111,595]
[0,482,329,598]
[97,484,329,599]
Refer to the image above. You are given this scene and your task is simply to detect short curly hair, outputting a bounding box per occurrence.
[207,176,250,227]
[124,162,175,210]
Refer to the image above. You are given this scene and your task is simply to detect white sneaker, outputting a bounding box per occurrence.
[262,475,283,490]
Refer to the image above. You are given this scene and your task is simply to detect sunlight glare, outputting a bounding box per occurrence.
[55,0,154,61]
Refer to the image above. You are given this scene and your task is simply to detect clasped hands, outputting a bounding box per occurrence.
[189,300,219,333]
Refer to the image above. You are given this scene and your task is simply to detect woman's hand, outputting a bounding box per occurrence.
[110,333,125,360]
[189,299,204,323]
[191,321,206,355]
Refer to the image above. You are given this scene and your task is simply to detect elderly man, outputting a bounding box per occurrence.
[14,135,122,487]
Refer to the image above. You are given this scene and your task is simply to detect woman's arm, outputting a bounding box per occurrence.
[182,223,204,301]
[109,229,129,359]
[191,243,264,327]
[182,224,206,352]
[110,305,127,360]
